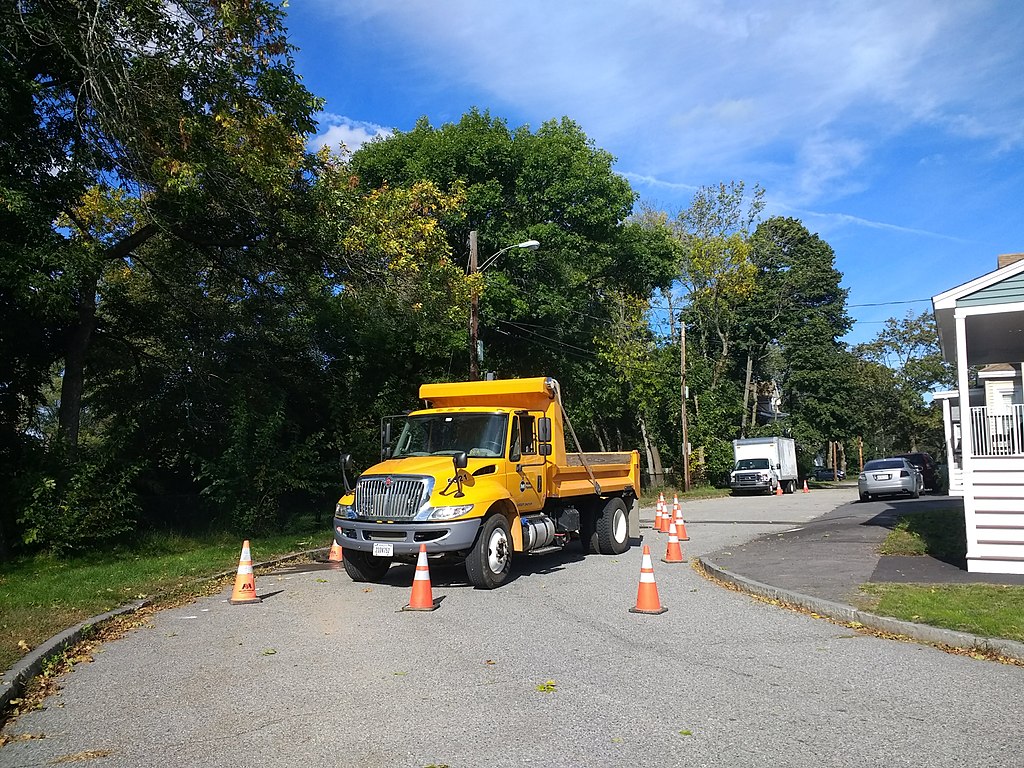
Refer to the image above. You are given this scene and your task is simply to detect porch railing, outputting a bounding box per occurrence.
[970,404,1024,457]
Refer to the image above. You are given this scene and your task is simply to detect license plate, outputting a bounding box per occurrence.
[874,473,891,480]
[372,542,394,557]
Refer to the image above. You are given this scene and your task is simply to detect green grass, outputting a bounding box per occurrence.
[858,507,1024,644]
[639,485,731,506]
[0,523,331,675]
[856,583,1024,643]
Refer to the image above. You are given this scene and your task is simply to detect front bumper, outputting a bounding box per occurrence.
[333,517,482,556]
[731,474,773,492]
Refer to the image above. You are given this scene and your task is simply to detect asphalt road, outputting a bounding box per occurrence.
[2,488,1023,768]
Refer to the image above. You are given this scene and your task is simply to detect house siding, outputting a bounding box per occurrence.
[957,272,1024,307]
[968,457,1024,572]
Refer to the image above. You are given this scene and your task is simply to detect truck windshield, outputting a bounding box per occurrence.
[736,458,770,470]
[392,413,509,459]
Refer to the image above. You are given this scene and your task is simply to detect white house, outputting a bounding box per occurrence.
[932,253,1024,575]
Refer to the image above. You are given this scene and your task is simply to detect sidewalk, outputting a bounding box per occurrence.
[695,492,1024,660]
[702,494,1024,604]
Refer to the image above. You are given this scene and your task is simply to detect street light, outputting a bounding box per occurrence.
[478,238,540,272]
[468,230,540,380]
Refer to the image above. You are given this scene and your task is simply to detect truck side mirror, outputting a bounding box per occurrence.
[453,451,468,470]
[537,417,552,443]
[539,443,552,457]
[380,419,392,461]
[339,453,354,494]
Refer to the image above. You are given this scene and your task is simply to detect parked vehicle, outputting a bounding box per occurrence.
[333,377,640,589]
[896,452,938,491]
[858,458,923,501]
[730,437,799,495]
[813,466,846,481]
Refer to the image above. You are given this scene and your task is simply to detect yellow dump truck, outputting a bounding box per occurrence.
[333,377,641,589]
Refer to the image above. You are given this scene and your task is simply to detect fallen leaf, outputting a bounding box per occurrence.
[261,648,277,656]
[52,749,114,763]
[17,640,30,652]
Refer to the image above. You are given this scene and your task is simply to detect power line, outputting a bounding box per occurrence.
[847,298,930,308]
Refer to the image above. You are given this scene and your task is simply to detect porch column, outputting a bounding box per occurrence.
[954,309,976,560]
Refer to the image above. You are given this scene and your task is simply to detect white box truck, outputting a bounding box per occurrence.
[730,437,798,495]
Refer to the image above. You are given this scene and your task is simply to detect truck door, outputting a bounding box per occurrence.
[505,413,544,512]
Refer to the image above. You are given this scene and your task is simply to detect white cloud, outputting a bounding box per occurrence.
[309,115,393,155]
[308,1,1024,206]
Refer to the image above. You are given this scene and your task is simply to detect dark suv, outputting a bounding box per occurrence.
[897,452,937,491]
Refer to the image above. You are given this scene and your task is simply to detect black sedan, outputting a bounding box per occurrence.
[812,466,846,481]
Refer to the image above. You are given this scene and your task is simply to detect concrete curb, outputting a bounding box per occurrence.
[0,547,329,717]
[698,557,1024,663]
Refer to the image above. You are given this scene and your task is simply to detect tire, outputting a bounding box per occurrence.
[342,549,392,582]
[911,486,920,499]
[783,480,796,494]
[596,497,630,555]
[466,514,513,589]
[859,492,870,502]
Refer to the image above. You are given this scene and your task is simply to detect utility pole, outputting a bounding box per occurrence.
[680,322,691,491]
[468,230,479,381]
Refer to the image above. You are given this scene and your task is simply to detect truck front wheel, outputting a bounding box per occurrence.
[466,515,512,589]
[596,497,630,555]
[342,549,392,582]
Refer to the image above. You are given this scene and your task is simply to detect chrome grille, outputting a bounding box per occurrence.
[354,476,431,519]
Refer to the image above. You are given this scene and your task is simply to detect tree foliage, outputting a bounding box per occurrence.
[0,6,942,556]
[351,109,679,455]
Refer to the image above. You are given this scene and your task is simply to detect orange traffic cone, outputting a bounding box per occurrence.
[328,540,344,563]
[654,495,665,532]
[673,505,690,541]
[775,484,784,496]
[402,544,439,612]
[667,494,681,532]
[802,479,810,493]
[229,540,261,605]
[629,545,667,614]
[662,521,685,563]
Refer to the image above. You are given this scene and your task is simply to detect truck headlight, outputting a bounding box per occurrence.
[427,504,474,520]
[335,502,357,519]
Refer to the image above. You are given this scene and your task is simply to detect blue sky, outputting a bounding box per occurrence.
[284,1,1024,346]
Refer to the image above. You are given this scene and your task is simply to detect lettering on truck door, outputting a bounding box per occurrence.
[506,413,544,512]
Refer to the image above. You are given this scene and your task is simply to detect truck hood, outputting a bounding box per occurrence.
[367,455,497,480]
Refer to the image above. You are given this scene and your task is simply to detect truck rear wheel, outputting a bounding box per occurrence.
[596,497,630,555]
[342,549,392,582]
[466,514,512,589]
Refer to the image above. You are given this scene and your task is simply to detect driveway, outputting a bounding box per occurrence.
[2,489,1023,767]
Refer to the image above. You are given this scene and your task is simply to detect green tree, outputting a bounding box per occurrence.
[744,217,852,462]
[853,311,951,456]
[2,0,322,462]
[351,109,677,460]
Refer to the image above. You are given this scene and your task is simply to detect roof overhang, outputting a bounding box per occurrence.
[932,259,1024,365]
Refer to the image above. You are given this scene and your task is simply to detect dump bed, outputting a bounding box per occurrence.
[552,451,640,498]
